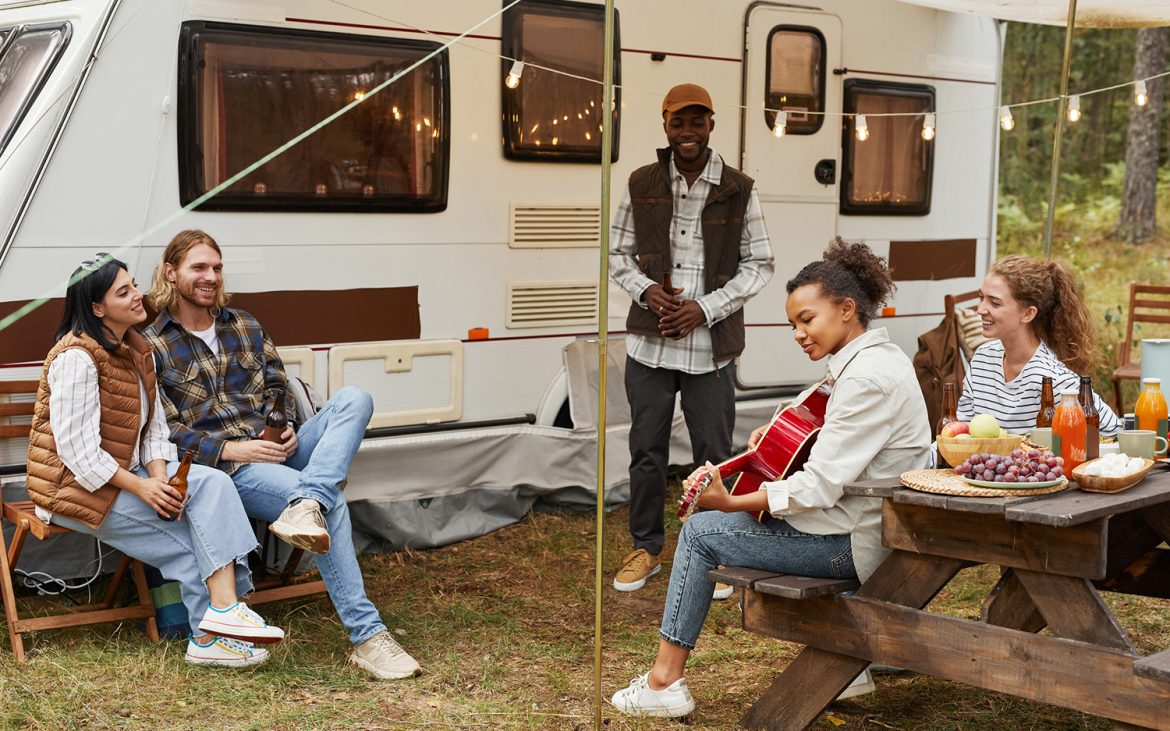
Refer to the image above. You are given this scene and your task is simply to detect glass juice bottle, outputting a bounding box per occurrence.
[1052,390,1086,474]
[1135,377,1169,441]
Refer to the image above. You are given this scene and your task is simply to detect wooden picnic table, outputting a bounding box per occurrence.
[724,467,1170,730]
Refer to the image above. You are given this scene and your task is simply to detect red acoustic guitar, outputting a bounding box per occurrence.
[677,381,831,522]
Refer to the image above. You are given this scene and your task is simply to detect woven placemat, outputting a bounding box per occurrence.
[900,468,1070,497]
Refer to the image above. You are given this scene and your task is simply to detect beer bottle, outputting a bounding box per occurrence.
[260,390,289,443]
[935,382,958,468]
[160,451,193,522]
[1036,376,1055,428]
[1078,375,1100,460]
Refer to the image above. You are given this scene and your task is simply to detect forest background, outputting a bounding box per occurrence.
[999,23,1170,411]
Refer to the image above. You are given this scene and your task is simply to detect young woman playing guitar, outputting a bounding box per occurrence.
[611,238,932,718]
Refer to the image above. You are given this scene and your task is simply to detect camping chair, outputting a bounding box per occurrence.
[0,380,159,661]
[1110,283,1170,414]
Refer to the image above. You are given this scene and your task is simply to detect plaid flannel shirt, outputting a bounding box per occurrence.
[609,150,774,374]
[143,307,295,475]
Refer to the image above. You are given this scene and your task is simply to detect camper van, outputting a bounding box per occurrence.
[0,0,1002,553]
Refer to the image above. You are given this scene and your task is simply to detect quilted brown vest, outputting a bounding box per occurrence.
[625,147,753,362]
[26,330,157,528]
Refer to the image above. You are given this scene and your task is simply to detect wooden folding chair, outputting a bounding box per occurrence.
[1111,283,1170,414]
[0,379,159,661]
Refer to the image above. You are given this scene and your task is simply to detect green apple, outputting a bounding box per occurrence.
[954,433,973,440]
[969,413,1001,439]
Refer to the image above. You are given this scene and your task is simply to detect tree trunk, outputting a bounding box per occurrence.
[1118,27,1168,244]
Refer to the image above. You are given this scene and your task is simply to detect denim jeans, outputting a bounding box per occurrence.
[52,463,257,629]
[625,357,736,556]
[660,510,856,650]
[231,386,385,645]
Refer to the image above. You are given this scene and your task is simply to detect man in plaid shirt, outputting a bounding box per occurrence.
[144,229,421,681]
[608,84,774,594]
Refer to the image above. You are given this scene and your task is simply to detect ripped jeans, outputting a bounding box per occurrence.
[660,510,856,650]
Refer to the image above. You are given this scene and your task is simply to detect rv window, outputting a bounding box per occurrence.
[178,22,449,212]
[841,80,934,216]
[0,23,71,157]
[765,27,824,135]
[501,0,620,162]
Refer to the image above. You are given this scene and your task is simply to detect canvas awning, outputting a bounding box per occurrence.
[895,0,1170,28]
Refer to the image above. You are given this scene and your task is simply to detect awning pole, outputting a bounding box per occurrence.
[1042,0,1079,258]
[594,0,617,728]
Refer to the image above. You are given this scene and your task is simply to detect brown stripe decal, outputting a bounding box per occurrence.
[0,298,64,365]
[0,287,420,364]
[888,239,977,282]
[221,287,420,347]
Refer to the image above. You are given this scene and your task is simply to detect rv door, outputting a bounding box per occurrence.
[737,6,842,388]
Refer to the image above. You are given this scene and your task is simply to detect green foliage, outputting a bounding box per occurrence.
[1000,24,1143,219]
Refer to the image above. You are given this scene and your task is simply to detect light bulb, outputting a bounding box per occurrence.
[855,114,869,142]
[1067,95,1082,123]
[505,60,524,90]
[772,111,787,138]
[1135,80,1149,107]
[999,105,1015,131]
[921,113,936,141]
[353,91,365,102]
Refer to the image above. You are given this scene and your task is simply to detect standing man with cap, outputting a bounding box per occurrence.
[608,83,774,592]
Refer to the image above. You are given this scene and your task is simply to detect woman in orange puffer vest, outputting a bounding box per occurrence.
[26,254,283,666]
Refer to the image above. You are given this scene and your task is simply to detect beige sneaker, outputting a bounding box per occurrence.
[613,549,661,592]
[349,631,421,680]
[712,582,734,600]
[269,499,331,554]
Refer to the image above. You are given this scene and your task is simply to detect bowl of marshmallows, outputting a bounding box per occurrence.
[1071,453,1156,494]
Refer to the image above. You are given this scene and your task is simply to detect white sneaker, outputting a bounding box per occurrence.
[349,631,422,680]
[610,672,695,717]
[197,602,285,644]
[185,635,269,667]
[270,499,331,554]
[836,668,875,700]
[712,582,734,600]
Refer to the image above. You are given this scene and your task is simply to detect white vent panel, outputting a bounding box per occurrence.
[507,281,598,329]
[509,202,601,248]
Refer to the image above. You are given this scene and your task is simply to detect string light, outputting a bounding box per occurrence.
[855,114,869,142]
[505,60,524,90]
[999,105,1015,131]
[1135,80,1149,107]
[921,112,936,141]
[1067,95,1082,123]
[772,111,787,138]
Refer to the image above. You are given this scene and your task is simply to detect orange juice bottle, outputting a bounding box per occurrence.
[1052,390,1086,473]
[1135,377,1169,441]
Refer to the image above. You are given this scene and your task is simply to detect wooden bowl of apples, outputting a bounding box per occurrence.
[937,415,1024,466]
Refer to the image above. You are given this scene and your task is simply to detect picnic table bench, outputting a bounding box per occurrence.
[712,467,1170,730]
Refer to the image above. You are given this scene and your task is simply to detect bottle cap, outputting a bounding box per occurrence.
[1058,388,1080,397]
[1143,377,1162,385]
[1124,413,1136,418]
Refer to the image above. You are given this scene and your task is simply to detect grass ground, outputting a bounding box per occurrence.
[4,228,1170,729]
[4,479,1169,730]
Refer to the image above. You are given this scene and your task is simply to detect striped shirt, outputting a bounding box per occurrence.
[38,349,177,522]
[957,340,1121,437]
[608,150,774,374]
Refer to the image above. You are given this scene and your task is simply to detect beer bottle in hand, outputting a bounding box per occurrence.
[260,390,288,443]
[160,451,193,522]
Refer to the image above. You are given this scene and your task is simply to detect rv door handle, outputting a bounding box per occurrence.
[814,159,836,186]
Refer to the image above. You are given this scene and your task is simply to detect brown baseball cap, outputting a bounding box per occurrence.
[661,83,714,117]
